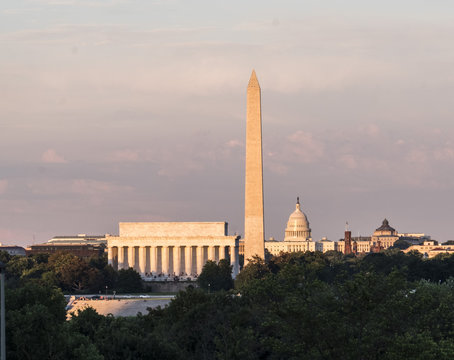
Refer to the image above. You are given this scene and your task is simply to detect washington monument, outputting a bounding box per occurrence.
[244,70,265,264]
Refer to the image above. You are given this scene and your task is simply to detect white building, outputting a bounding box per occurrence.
[404,241,454,258]
[107,222,240,279]
[266,198,334,256]
[371,219,399,249]
[316,237,337,252]
[48,234,107,246]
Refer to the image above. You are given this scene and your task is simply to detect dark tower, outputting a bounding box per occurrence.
[344,222,352,255]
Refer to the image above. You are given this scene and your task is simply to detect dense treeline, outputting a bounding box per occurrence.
[4,249,454,359]
[0,251,142,293]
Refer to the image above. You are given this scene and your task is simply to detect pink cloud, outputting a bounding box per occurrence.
[27,178,133,196]
[0,179,8,194]
[41,149,67,163]
[266,162,289,175]
[433,146,454,161]
[361,124,381,138]
[338,154,358,169]
[406,149,428,164]
[225,139,243,148]
[111,149,140,162]
[71,179,133,195]
[286,130,325,163]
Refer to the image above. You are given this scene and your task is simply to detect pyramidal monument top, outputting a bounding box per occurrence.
[248,69,260,88]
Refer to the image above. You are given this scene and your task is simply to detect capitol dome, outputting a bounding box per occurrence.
[284,197,311,241]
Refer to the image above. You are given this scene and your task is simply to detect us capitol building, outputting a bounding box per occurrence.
[264,197,335,255]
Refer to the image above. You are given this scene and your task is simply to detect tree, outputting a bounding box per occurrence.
[0,251,11,264]
[6,256,36,279]
[115,268,143,293]
[47,252,104,292]
[392,239,412,250]
[234,256,271,290]
[197,259,233,291]
[6,281,103,359]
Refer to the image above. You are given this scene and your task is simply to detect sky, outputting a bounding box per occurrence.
[1,0,454,246]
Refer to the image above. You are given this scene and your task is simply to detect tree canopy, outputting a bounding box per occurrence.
[3,249,454,359]
[197,259,233,291]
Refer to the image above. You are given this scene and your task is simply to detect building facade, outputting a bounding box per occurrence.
[371,219,399,249]
[265,198,321,256]
[25,234,107,258]
[107,222,240,279]
[404,241,454,258]
[0,245,26,256]
[48,234,107,246]
[337,219,400,254]
[26,243,104,258]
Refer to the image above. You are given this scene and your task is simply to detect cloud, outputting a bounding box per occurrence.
[225,139,243,148]
[266,162,288,175]
[433,146,454,161]
[41,149,67,163]
[1,8,36,15]
[285,131,325,163]
[27,178,132,196]
[361,124,381,138]
[71,179,133,195]
[338,154,358,169]
[110,149,140,163]
[0,179,8,194]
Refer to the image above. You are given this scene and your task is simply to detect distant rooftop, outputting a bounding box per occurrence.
[52,235,107,239]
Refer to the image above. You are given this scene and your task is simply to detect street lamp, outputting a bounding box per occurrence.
[0,261,5,360]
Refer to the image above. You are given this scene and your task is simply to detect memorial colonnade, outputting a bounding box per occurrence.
[107,242,239,277]
[106,222,240,278]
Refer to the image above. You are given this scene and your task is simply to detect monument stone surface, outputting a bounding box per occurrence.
[244,70,265,264]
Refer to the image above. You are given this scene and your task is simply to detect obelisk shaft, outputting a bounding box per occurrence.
[244,70,265,264]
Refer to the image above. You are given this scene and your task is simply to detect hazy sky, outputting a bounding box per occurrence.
[1,0,454,246]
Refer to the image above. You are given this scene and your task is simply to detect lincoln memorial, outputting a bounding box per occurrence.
[107,222,240,278]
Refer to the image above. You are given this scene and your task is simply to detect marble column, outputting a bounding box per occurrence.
[185,246,192,275]
[219,246,226,261]
[197,246,204,275]
[107,246,114,267]
[174,246,181,276]
[138,246,146,276]
[150,246,158,274]
[162,246,169,275]
[145,246,150,274]
[118,246,125,270]
[208,246,216,262]
[128,246,135,269]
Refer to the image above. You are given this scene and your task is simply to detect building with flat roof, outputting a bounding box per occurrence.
[0,245,26,256]
[107,222,240,279]
[404,241,454,258]
[26,243,105,258]
[48,234,107,246]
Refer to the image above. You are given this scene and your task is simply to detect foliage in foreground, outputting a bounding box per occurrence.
[0,251,143,293]
[197,259,234,291]
[5,250,454,359]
